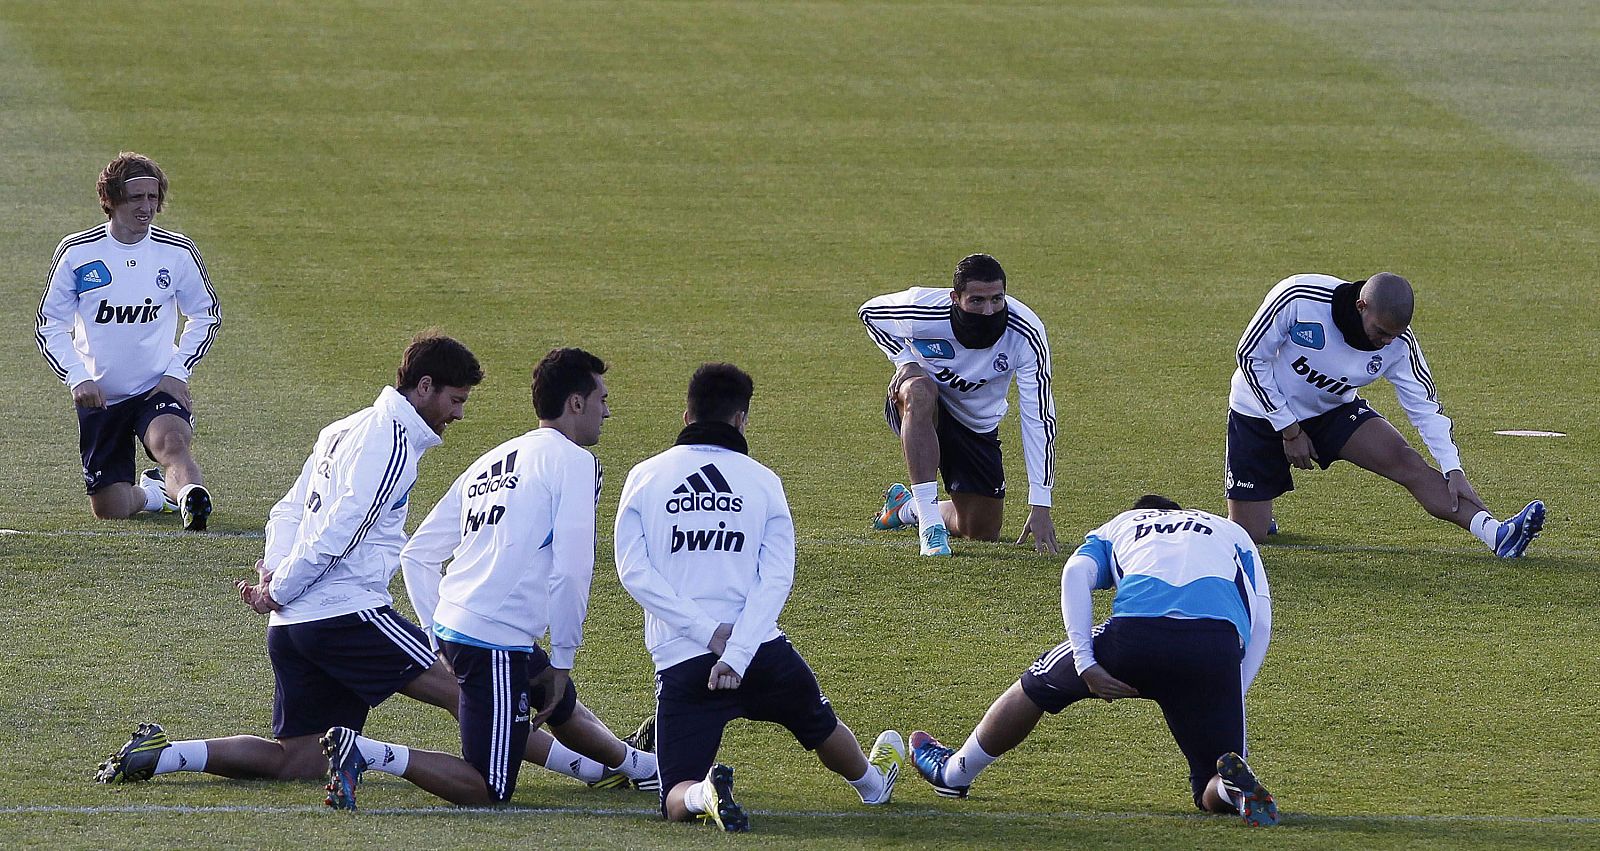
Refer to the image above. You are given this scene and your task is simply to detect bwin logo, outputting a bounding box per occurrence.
[671,522,746,553]
[468,450,520,498]
[1134,518,1214,539]
[666,463,743,514]
[1290,355,1356,396]
[932,366,988,393]
[94,298,163,324]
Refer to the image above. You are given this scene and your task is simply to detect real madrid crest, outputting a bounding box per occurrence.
[1366,355,1382,375]
[156,268,172,289]
[993,352,1010,373]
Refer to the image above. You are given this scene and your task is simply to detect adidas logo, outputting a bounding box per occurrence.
[468,450,519,498]
[178,754,188,769]
[666,463,743,514]
[83,269,103,282]
[569,758,583,774]
[383,746,396,765]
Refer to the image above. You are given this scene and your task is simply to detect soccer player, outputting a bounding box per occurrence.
[320,348,658,808]
[94,336,609,789]
[614,363,905,832]
[859,253,1059,556]
[35,152,221,530]
[909,496,1279,827]
[1228,272,1545,556]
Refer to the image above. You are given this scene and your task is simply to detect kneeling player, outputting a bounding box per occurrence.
[321,349,657,807]
[909,496,1280,826]
[615,363,905,831]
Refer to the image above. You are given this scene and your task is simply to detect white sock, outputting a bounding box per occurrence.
[353,735,409,775]
[1470,511,1501,548]
[543,740,605,782]
[848,762,888,804]
[153,740,207,775]
[910,481,941,532]
[142,480,168,512]
[683,778,710,814]
[611,745,658,781]
[942,734,997,787]
[896,499,918,526]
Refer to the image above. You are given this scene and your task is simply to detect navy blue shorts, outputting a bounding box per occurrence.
[267,607,436,739]
[438,640,578,802]
[885,375,1005,499]
[76,390,193,493]
[1019,617,1245,810]
[1225,399,1383,501]
[654,636,839,808]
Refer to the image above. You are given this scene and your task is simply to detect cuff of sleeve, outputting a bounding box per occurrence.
[549,645,578,670]
[1265,409,1300,432]
[163,361,192,382]
[1073,650,1098,675]
[719,645,755,678]
[1028,484,1052,508]
[687,619,719,649]
[67,367,92,389]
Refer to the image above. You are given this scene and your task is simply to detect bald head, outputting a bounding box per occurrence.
[1360,272,1414,327]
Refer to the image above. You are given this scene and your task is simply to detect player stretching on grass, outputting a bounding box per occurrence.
[859,253,1059,556]
[1227,272,1544,555]
[615,364,905,831]
[910,496,1280,827]
[95,336,622,790]
[35,152,219,530]
[321,348,658,807]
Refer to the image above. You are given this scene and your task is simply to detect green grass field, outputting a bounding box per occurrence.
[2,1,1596,847]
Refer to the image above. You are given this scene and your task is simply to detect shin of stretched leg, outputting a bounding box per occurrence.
[549,701,627,768]
[205,734,325,780]
[973,682,1046,757]
[813,722,869,780]
[1339,418,1475,529]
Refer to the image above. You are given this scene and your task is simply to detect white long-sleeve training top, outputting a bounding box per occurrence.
[400,428,600,669]
[859,286,1057,506]
[1230,273,1461,474]
[264,386,441,625]
[1061,508,1273,693]
[614,437,795,677]
[35,224,221,403]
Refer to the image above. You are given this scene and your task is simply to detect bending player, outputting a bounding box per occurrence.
[910,495,1279,827]
[1227,272,1544,555]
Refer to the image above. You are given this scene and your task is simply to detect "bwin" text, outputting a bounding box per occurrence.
[671,522,746,553]
[1290,355,1356,396]
[1134,519,1214,539]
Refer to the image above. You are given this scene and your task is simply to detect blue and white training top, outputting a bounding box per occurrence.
[1064,507,1271,680]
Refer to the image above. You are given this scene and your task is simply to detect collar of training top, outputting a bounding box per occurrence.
[1331,280,1381,351]
[674,421,749,455]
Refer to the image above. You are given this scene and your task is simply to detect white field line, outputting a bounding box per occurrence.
[0,803,1595,826]
[0,529,1592,559]
[0,529,266,540]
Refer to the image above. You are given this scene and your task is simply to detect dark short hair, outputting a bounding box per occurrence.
[953,253,1006,293]
[1133,494,1182,511]
[98,152,168,217]
[687,363,754,423]
[531,348,607,419]
[396,333,483,392]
